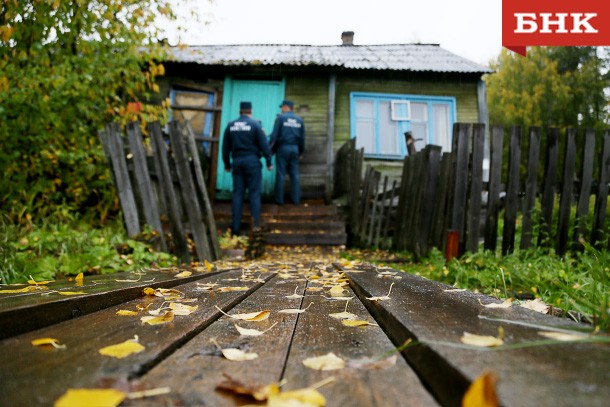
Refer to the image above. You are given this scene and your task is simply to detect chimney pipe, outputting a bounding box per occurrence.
[341,31,354,46]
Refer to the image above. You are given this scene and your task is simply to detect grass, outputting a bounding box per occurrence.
[357,245,610,331]
[0,218,176,284]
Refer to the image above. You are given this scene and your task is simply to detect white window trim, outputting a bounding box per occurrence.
[390,100,410,121]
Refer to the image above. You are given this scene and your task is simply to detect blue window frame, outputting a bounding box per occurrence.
[169,88,216,153]
[350,92,456,159]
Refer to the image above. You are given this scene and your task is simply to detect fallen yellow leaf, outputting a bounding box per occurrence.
[462,371,499,407]
[215,305,270,321]
[216,286,249,292]
[221,347,259,361]
[537,331,588,341]
[460,332,504,347]
[479,298,513,309]
[366,282,394,301]
[98,337,145,359]
[142,287,156,296]
[519,298,549,314]
[169,302,198,316]
[204,259,214,272]
[27,279,54,285]
[57,291,86,296]
[0,286,45,294]
[116,310,138,316]
[54,388,125,407]
[141,311,174,325]
[31,337,66,350]
[174,271,192,278]
[329,311,358,320]
[234,322,278,336]
[75,272,84,286]
[278,302,313,314]
[302,352,345,371]
[268,388,326,407]
[342,320,376,327]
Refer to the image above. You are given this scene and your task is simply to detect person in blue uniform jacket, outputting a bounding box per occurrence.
[269,99,305,205]
[222,101,273,235]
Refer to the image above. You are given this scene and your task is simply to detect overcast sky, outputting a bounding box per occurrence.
[161,0,502,66]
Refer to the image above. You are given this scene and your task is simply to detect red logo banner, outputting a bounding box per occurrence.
[503,0,610,56]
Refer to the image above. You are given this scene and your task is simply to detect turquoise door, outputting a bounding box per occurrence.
[216,77,285,198]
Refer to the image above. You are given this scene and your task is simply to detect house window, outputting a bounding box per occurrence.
[169,88,215,153]
[350,92,456,158]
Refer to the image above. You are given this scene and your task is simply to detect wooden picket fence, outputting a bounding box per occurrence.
[98,120,220,263]
[336,123,610,258]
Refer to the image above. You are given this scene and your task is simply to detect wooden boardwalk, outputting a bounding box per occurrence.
[1,250,608,406]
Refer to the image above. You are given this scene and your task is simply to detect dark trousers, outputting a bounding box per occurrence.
[231,155,262,233]
[275,144,300,204]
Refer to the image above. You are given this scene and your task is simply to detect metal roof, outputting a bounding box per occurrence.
[167,44,491,74]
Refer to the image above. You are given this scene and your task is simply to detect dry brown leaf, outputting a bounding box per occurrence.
[31,337,66,350]
[98,336,145,359]
[234,322,278,336]
[479,298,513,309]
[302,352,345,371]
[462,371,499,407]
[519,298,549,314]
[141,311,174,325]
[460,331,504,347]
[54,388,126,407]
[537,331,588,341]
[215,373,275,401]
[215,305,270,321]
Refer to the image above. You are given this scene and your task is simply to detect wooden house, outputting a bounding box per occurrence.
[156,32,491,201]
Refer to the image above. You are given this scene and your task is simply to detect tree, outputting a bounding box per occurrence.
[0,0,177,224]
[485,46,610,129]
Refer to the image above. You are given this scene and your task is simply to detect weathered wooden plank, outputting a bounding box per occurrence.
[0,269,227,340]
[169,121,212,261]
[356,165,374,241]
[381,179,398,248]
[557,128,577,256]
[366,170,381,245]
[430,153,452,250]
[484,126,504,252]
[105,122,141,237]
[502,126,522,255]
[392,155,411,250]
[149,121,190,263]
[281,280,437,406]
[539,127,559,247]
[126,121,167,251]
[0,270,275,406]
[373,175,389,247]
[417,145,442,257]
[130,276,304,406]
[450,123,471,252]
[406,152,425,254]
[184,120,221,260]
[592,131,610,247]
[520,126,541,250]
[574,129,596,245]
[466,123,485,253]
[347,267,610,407]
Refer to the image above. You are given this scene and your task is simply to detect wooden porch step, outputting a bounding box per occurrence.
[213,201,347,247]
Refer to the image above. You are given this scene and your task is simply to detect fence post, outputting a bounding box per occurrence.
[417,145,442,257]
[520,126,541,250]
[449,123,471,254]
[592,131,610,247]
[574,129,596,247]
[126,122,167,251]
[484,126,504,252]
[466,123,485,253]
[102,123,141,237]
[539,127,559,247]
[169,121,212,261]
[149,121,190,264]
[184,120,220,260]
[502,125,522,255]
[557,128,577,256]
